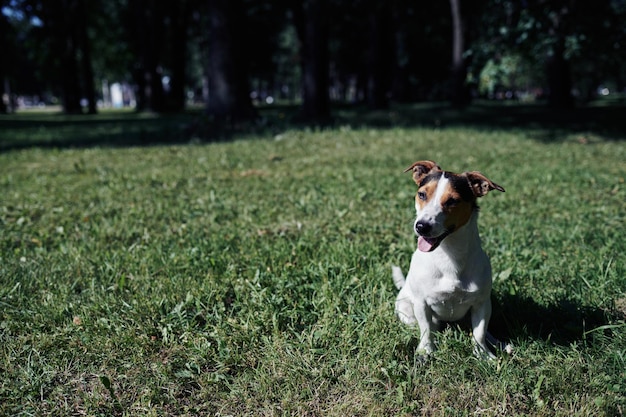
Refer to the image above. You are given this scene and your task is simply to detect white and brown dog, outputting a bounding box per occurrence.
[393,160,511,358]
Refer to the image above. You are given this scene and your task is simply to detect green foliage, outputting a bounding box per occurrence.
[471,0,626,101]
[477,54,536,98]
[1,108,625,415]
[3,0,625,112]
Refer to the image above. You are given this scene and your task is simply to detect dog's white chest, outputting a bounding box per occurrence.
[425,278,483,321]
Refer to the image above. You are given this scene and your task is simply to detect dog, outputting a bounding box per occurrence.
[392,160,511,359]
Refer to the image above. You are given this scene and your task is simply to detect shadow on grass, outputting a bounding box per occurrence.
[394,294,622,362]
[0,109,215,152]
[336,101,626,143]
[1,101,625,152]
[489,293,623,348]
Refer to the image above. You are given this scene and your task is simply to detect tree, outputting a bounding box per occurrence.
[49,0,82,113]
[206,0,256,120]
[471,0,626,107]
[8,0,99,114]
[394,1,452,102]
[3,0,623,119]
[0,7,15,113]
[77,0,97,114]
[127,0,165,112]
[390,1,412,103]
[37,0,97,113]
[449,0,470,108]
[169,2,190,112]
[366,1,392,109]
[540,2,574,108]
[122,0,200,113]
[293,0,330,122]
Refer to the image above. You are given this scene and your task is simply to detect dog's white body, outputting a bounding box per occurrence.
[393,161,508,358]
[393,209,494,356]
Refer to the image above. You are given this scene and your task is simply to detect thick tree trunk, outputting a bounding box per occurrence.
[293,0,330,122]
[449,0,470,108]
[132,0,165,113]
[206,0,256,120]
[57,0,82,113]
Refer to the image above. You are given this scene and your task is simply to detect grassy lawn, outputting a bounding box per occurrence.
[1,106,625,415]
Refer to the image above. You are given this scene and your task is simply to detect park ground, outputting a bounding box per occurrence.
[0,102,625,415]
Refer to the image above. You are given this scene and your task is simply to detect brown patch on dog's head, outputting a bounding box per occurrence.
[404,160,441,186]
[441,174,476,232]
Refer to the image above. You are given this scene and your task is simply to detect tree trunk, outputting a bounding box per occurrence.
[366,2,392,109]
[60,36,82,113]
[206,0,256,120]
[59,0,82,114]
[169,2,188,112]
[545,40,573,108]
[293,0,330,122]
[77,0,97,114]
[391,3,411,103]
[449,0,470,108]
[132,0,165,112]
[545,7,573,108]
[0,14,9,113]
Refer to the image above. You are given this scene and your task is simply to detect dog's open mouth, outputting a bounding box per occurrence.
[417,230,452,252]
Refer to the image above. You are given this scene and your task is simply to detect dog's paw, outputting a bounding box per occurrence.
[473,344,497,360]
[414,352,431,366]
[417,340,435,355]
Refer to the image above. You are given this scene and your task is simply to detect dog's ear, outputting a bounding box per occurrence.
[464,171,505,197]
[404,160,441,185]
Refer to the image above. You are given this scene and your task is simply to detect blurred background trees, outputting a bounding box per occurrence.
[1,0,624,120]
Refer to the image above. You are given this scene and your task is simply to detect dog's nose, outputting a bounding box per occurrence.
[415,221,431,236]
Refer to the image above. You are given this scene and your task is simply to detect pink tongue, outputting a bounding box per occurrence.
[418,236,436,252]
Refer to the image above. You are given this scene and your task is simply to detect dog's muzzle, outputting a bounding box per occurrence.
[414,221,452,252]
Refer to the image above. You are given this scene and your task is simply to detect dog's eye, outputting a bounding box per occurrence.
[444,197,459,207]
[417,191,427,201]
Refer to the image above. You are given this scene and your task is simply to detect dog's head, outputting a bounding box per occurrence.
[404,160,505,252]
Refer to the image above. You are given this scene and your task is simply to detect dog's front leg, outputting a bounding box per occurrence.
[414,301,437,355]
[470,299,496,359]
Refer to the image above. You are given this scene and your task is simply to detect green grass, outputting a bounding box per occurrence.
[1,108,625,415]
